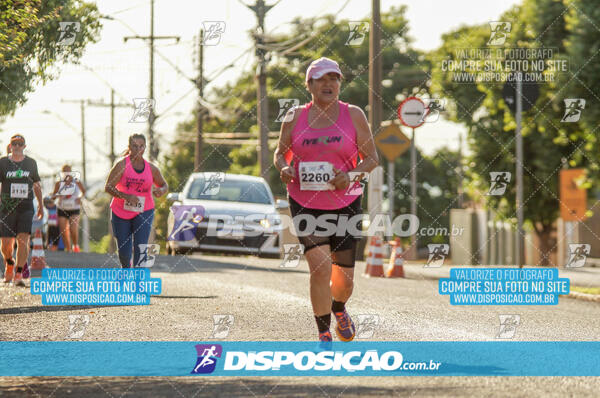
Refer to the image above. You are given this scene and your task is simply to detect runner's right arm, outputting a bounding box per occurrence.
[274,107,300,183]
[104,159,137,204]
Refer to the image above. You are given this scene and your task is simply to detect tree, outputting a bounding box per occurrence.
[430,0,595,265]
[0,0,101,116]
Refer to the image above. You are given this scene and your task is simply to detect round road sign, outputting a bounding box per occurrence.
[397,97,426,128]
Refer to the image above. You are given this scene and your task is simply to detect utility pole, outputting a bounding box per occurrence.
[124,0,179,161]
[195,30,204,171]
[243,0,277,180]
[87,90,131,253]
[458,133,464,208]
[60,99,89,252]
[515,76,524,267]
[368,0,384,233]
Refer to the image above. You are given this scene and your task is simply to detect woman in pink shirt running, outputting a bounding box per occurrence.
[104,134,168,268]
[274,57,379,343]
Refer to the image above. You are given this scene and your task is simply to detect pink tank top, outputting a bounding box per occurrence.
[285,101,360,210]
[110,156,155,219]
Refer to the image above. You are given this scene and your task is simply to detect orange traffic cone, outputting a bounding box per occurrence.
[30,228,47,270]
[387,237,405,278]
[364,236,385,277]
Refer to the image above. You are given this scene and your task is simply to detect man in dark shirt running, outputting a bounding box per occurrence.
[1,135,43,286]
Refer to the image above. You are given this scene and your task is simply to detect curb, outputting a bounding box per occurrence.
[566,291,600,303]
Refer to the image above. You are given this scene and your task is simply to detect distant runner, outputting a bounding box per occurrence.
[51,164,85,252]
[43,196,60,251]
[104,134,168,268]
[274,57,379,342]
[0,135,43,286]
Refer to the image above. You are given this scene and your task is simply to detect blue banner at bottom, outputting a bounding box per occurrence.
[1,341,599,376]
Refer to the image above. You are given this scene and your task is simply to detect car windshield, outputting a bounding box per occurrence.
[187,177,272,204]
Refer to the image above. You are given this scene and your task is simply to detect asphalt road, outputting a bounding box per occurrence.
[1,251,600,397]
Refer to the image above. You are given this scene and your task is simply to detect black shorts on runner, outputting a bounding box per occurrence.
[288,195,363,268]
[0,207,34,237]
[57,208,80,218]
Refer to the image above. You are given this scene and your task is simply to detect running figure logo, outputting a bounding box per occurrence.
[488,172,511,196]
[561,99,585,123]
[200,172,225,196]
[212,314,234,338]
[487,22,511,46]
[67,314,90,339]
[346,22,369,46]
[281,244,304,268]
[191,344,223,374]
[202,22,226,46]
[566,244,590,268]
[496,314,520,339]
[130,98,156,123]
[345,172,368,195]
[356,314,380,339]
[421,99,446,123]
[425,244,449,268]
[168,205,205,241]
[276,99,299,122]
[136,244,160,267]
[57,22,80,45]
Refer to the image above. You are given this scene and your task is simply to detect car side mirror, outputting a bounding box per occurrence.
[275,199,289,210]
[167,192,180,202]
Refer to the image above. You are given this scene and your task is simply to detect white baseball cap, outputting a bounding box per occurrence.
[305,57,343,83]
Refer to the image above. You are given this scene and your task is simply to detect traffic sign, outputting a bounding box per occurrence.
[502,73,540,114]
[397,97,426,128]
[560,168,587,222]
[375,121,410,162]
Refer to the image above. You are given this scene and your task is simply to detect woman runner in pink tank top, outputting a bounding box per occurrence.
[274,57,379,343]
[105,134,168,268]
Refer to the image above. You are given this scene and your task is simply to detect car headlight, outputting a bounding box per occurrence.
[260,218,271,229]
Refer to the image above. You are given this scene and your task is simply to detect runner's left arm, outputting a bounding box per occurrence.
[31,160,43,219]
[150,163,168,197]
[329,105,379,189]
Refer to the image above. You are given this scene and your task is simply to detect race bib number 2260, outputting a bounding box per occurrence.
[299,162,333,191]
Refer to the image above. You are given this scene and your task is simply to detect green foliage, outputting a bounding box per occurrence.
[0,0,101,116]
[392,146,464,246]
[430,0,592,242]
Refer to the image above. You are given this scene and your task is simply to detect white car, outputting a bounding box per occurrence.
[166,172,287,258]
